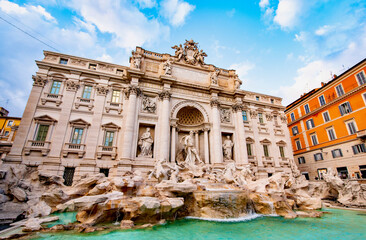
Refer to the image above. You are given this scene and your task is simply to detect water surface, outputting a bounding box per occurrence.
[33,208,366,240]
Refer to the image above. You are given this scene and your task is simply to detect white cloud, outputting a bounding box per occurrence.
[274,25,366,106]
[160,0,195,26]
[68,0,170,51]
[97,54,114,63]
[0,0,28,14]
[229,61,255,85]
[273,0,302,29]
[29,5,56,22]
[315,25,332,36]
[135,0,156,8]
[294,31,306,42]
[259,0,270,9]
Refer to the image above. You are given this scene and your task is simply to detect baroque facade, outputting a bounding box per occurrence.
[4,40,293,184]
[285,58,366,181]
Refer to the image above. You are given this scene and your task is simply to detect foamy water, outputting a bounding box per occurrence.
[185,213,264,222]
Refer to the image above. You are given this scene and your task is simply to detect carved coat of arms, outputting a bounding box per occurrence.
[171,39,207,65]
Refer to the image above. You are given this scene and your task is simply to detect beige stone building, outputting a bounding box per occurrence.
[4,40,294,185]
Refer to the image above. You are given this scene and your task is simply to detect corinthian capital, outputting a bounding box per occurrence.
[159,90,171,100]
[210,99,220,107]
[232,103,243,112]
[125,85,141,99]
[32,75,47,87]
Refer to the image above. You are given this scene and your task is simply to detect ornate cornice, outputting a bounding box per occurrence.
[210,99,220,107]
[32,75,47,87]
[65,80,80,92]
[159,90,171,100]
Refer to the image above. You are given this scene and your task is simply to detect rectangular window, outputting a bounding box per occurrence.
[246,143,252,156]
[311,134,318,145]
[89,64,97,70]
[292,126,299,135]
[363,92,366,105]
[59,58,68,65]
[242,111,248,122]
[290,113,295,122]
[263,145,269,157]
[258,113,264,124]
[298,156,306,164]
[346,121,357,135]
[356,71,366,85]
[63,167,75,186]
[295,139,301,150]
[71,128,84,144]
[256,96,260,101]
[335,85,344,97]
[314,153,323,161]
[116,69,124,75]
[306,119,315,130]
[322,111,330,122]
[270,99,274,104]
[4,131,9,136]
[36,124,49,141]
[304,104,310,114]
[327,128,336,141]
[50,80,61,94]
[82,85,93,99]
[318,168,327,180]
[319,95,326,106]
[7,120,13,126]
[332,149,343,158]
[279,146,285,158]
[104,131,114,147]
[352,144,366,154]
[111,90,120,103]
[339,102,352,116]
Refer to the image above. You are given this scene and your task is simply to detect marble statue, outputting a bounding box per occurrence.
[222,162,237,184]
[210,69,219,85]
[235,165,254,185]
[141,95,156,113]
[181,131,202,166]
[138,128,153,157]
[163,58,173,75]
[234,75,242,89]
[148,158,168,182]
[220,108,231,123]
[222,136,234,161]
[195,49,207,65]
[172,44,184,61]
[131,50,141,69]
[167,162,183,183]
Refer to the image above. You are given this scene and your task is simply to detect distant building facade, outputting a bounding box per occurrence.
[4,40,294,185]
[0,109,21,160]
[285,59,366,180]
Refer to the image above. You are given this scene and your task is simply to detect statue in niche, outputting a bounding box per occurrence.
[234,75,242,89]
[142,95,156,113]
[131,50,142,69]
[163,58,173,75]
[220,108,231,123]
[210,68,220,85]
[181,131,202,166]
[223,135,234,161]
[138,127,153,157]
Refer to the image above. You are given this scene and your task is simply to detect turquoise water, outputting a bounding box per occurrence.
[33,209,366,240]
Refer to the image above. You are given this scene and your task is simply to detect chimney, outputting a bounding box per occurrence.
[333,74,337,79]
[321,82,325,87]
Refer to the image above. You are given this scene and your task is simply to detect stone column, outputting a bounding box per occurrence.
[7,75,47,162]
[158,90,171,161]
[194,131,199,152]
[170,124,177,163]
[210,99,223,163]
[203,127,210,164]
[250,109,263,167]
[121,85,141,160]
[233,103,248,164]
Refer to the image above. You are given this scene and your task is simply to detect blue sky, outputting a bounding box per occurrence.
[0,0,365,117]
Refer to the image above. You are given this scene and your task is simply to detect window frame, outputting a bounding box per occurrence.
[356,71,366,86]
[279,146,285,158]
[103,130,115,147]
[246,143,252,156]
[339,101,352,116]
[256,96,260,101]
[71,127,84,144]
[7,120,13,127]
[82,85,93,99]
[263,144,269,157]
[362,92,366,106]
[318,95,326,106]
[292,126,299,135]
[59,58,68,65]
[295,139,301,150]
[298,156,306,164]
[306,119,315,130]
[345,120,358,135]
[111,90,121,103]
[331,149,343,158]
[35,124,50,142]
[314,153,323,161]
[352,144,366,154]
[89,63,97,70]
[258,113,264,124]
[310,133,318,146]
[290,113,295,122]
[322,111,330,122]
[242,110,248,122]
[50,80,62,95]
[326,127,337,141]
[304,104,310,114]
[335,84,345,97]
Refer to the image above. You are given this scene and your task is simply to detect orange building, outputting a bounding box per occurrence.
[285,58,366,180]
[0,108,21,160]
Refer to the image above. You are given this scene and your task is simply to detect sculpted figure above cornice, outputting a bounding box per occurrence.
[159,90,172,100]
[32,75,47,87]
[163,58,173,75]
[171,39,207,66]
[65,80,80,92]
[210,68,220,85]
[131,50,142,70]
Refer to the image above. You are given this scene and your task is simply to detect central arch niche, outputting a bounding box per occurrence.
[176,106,204,126]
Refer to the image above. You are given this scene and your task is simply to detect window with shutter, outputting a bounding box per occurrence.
[356,71,366,85]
